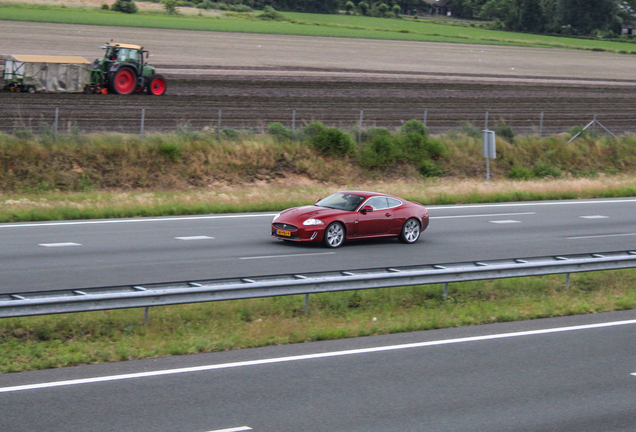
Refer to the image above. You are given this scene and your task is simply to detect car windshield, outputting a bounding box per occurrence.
[316,193,365,211]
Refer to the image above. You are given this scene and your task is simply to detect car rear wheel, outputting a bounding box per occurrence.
[323,222,345,248]
[399,218,421,244]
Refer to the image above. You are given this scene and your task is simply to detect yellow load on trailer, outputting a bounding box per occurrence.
[1,54,91,93]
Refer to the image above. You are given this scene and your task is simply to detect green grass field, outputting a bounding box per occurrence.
[1,3,636,53]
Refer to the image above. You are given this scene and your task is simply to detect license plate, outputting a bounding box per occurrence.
[277,229,291,237]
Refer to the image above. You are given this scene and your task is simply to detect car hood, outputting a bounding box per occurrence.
[277,205,346,222]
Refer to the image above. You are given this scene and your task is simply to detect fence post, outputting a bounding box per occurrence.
[539,111,544,137]
[358,110,364,144]
[424,110,427,129]
[291,109,296,142]
[484,110,489,130]
[54,106,59,143]
[140,107,145,140]
[593,113,597,136]
[217,108,222,141]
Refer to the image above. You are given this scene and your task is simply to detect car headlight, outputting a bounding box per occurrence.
[303,218,325,226]
[273,213,280,221]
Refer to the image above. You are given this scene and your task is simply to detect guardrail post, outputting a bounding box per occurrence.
[565,273,570,290]
[143,306,149,325]
[304,293,309,315]
[443,282,449,301]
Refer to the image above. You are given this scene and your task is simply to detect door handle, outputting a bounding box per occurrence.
[385,213,391,217]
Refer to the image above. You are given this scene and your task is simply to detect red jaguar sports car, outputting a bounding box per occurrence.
[271,191,429,248]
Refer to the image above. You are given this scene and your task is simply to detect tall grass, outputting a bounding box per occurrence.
[2,269,635,373]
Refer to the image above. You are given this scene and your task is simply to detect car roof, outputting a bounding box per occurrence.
[338,190,393,198]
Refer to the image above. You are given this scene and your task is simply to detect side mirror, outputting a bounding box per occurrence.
[315,198,321,204]
[360,205,374,213]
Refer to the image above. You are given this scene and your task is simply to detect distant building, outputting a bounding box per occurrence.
[622,21,636,35]
[423,0,453,16]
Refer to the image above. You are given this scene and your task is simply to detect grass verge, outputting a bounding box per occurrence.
[2,269,635,373]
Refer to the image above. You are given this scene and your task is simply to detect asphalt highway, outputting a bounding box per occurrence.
[0,197,636,294]
[1,310,636,431]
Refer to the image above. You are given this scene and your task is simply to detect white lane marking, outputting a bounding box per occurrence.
[175,236,215,241]
[427,198,636,211]
[579,215,609,219]
[206,427,252,432]
[568,233,636,240]
[240,252,336,260]
[489,220,521,224]
[431,212,535,220]
[1,318,635,394]
[0,213,277,228]
[38,242,81,247]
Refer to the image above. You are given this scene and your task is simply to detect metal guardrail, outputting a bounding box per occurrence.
[1,250,636,318]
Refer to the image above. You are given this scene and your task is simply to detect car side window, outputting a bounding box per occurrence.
[387,198,402,208]
[366,197,389,210]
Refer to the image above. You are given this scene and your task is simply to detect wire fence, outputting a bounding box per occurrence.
[0,104,628,140]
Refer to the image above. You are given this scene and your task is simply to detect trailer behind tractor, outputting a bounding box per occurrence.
[1,39,166,95]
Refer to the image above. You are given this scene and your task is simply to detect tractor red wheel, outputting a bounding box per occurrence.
[110,67,137,95]
[147,75,167,96]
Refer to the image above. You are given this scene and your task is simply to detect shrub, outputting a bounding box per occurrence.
[163,0,179,14]
[400,119,427,136]
[396,132,428,164]
[392,4,401,16]
[424,138,446,159]
[266,122,291,140]
[222,128,241,140]
[358,1,369,15]
[345,1,355,14]
[159,142,181,162]
[460,122,481,138]
[533,162,561,178]
[100,3,109,9]
[300,122,325,140]
[259,5,285,20]
[377,3,389,16]
[199,0,214,9]
[418,160,445,177]
[111,0,138,13]
[494,119,515,143]
[311,128,355,158]
[358,133,397,169]
[508,166,533,180]
[359,127,390,143]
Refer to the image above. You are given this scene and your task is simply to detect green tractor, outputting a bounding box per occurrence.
[86,39,166,95]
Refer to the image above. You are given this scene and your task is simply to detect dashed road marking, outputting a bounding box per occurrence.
[206,427,252,432]
[431,212,535,220]
[568,233,636,240]
[38,242,81,247]
[579,215,609,219]
[175,236,215,241]
[489,220,521,224]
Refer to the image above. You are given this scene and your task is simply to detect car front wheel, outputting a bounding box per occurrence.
[323,222,345,248]
[399,218,421,244]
